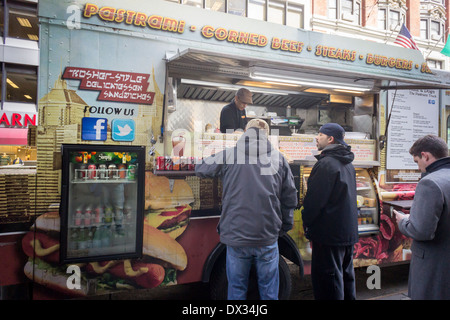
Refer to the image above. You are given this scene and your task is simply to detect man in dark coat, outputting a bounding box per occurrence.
[302,123,358,300]
[395,135,450,300]
[220,88,252,133]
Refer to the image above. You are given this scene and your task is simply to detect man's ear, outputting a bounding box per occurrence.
[329,136,335,144]
[421,151,434,163]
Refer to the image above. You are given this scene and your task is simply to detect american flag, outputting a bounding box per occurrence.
[394,24,419,50]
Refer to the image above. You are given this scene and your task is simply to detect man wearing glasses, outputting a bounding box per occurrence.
[220,88,253,133]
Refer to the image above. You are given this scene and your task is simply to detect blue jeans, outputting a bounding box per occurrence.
[226,242,279,300]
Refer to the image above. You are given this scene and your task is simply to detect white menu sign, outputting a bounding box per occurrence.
[386,89,439,170]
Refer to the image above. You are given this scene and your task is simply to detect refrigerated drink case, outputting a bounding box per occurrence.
[60,145,145,263]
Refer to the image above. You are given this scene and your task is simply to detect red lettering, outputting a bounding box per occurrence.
[98,7,115,21]
[12,113,22,127]
[83,3,99,18]
[148,15,163,29]
[134,12,147,27]
[0,113,10,126]
[115,9,126,23]
[24,114,36,127]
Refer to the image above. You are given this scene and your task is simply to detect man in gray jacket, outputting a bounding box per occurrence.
[195,119,297,300]
[395,135,450,300]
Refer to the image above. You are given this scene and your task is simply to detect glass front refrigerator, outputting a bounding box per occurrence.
[60,144,145,264]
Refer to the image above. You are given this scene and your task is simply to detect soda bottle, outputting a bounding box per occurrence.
[92,227,102,248]
[112,226,125,247]
[127,164,136,180]
[68,228,79,251]
[78,227,87,250]
[94,203,103,224]
[86,228,93,249]
[74,207,83,226]
[84,205,92,226]
[101,225,112,247]
[104,205,113,224]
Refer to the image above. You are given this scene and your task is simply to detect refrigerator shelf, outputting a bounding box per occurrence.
[71,179,137,184]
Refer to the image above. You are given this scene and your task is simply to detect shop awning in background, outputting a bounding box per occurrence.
[0,128,28,145]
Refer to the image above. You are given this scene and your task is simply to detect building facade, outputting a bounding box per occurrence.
[165,0,449,69]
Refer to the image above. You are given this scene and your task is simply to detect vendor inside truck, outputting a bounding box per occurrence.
[219,88,253,133]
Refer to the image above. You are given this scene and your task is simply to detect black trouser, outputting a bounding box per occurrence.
[311,242,356,300]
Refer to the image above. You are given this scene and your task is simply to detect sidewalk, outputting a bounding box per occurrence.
[367,290,410,300]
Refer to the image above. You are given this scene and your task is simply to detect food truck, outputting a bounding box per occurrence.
[1,0,450,299]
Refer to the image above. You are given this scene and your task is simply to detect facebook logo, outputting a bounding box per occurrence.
[82,117,107,141]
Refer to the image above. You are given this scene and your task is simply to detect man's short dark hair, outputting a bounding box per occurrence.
[409,135,448,159]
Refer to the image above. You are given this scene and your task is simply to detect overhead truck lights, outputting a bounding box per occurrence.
[250,72,372,92]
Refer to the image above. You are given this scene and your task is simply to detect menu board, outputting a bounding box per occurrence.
[386,90,439,170]
[195,134,376,163]
[278,135,317,161]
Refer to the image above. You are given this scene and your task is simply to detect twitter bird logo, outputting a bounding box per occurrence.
[112,119,135,141]
[116,124,133,136]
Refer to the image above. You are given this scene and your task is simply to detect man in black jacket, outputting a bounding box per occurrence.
[220,88,252,133]
[302,123,358,300]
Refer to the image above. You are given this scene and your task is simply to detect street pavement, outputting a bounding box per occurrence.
[88,261,410,300]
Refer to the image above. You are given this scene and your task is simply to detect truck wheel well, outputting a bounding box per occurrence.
[202,234,304,283]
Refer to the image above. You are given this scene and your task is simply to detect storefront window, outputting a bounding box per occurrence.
[228,0,246,16]
[268,0,285,24]
[8,2,39,41]
[206,0,225,12]
[5,65,37,103]
[248,0,265,21]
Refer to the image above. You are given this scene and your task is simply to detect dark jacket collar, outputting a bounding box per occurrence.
[423,156,450,177]
[315,144,355,164]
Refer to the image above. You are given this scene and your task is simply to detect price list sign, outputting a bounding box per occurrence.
[387,90,439,170]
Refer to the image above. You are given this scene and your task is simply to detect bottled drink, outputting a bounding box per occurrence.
[86,228,93,249]
[108,164,118,179]
[104,206,113,224]
[84,206,92,226]
[112,226,125,247]
[94,204,103,224]
[68,228,79,251]
[78,227,87,250]
[74,208,83,226]
[98,164,107,179]
[127,164,136,180]
[87,164,97,180]
[101,225,112,247]
[92,227,102,248]
[118,164,127,179]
